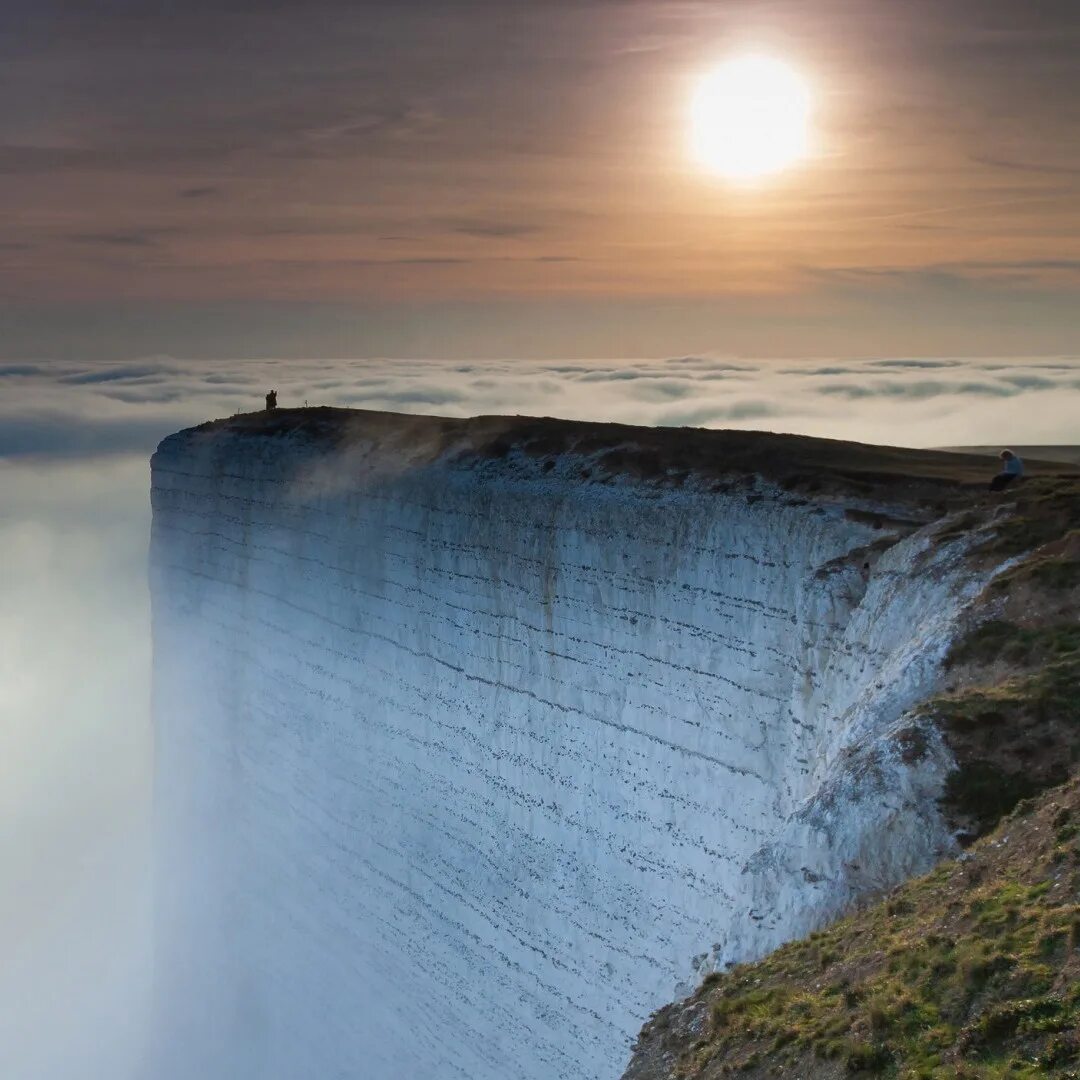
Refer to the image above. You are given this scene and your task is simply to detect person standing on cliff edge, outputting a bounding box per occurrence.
[265,389,278,411]
[989,449,1023,491]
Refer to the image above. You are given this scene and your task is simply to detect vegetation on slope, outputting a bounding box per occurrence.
[625,481,1080,1080]
[626,779,1080,1079]
[922,481,1080,845]
[935,477,1080,559]
[933,624,1080,841]
[975,479,1080,558]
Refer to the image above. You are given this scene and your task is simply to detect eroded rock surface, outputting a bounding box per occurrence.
[149,410,1004,1080]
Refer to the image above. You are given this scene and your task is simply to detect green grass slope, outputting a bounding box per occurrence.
[626,779,1080,1080]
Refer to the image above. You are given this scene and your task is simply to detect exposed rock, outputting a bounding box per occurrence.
[148,410,1059,1080]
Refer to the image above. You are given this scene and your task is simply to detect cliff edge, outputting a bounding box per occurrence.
[149,408,1077,1080]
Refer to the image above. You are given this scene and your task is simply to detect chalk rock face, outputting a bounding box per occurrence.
[149,414,987,1080]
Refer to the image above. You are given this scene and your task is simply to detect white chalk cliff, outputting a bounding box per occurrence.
[149,410,993,1080]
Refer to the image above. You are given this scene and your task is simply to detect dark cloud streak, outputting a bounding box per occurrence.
[67,233,161,248]
[0,413,178,460]
[445,220,545,239]
[4,354,1080,464]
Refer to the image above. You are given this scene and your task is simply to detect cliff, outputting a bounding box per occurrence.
[623,471,1080,1079]
[148,408,1072,1080]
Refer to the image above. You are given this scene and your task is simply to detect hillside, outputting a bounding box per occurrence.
[624,774,1080,1079]
[624,474,1080,1080]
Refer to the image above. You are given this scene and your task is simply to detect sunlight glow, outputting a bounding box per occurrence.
[690,55,813,182]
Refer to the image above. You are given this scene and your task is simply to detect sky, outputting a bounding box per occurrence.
[3,0,1078,359]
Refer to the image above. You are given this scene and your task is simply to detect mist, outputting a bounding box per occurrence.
[0,456,152,1080]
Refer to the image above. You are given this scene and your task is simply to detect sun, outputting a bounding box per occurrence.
[690,54,813,182]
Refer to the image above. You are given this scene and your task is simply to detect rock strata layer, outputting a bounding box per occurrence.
[150,410,996,1080]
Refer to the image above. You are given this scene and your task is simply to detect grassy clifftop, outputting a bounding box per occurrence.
[183,407,1078,509]
[624,480,1080,1080]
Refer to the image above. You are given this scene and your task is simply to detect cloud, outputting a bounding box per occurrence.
[868,359,963,369]
[265,256,473,268]
[816,379,1020,401]
[0,455,152,1080]
[338,385,468,407]
[779,366,861,376]
[67,232,160,248]
[808,259,1080,289]
[445,220,544,239]
[0,144,93,176]
[948,259,1080,278]
[392,257,470,266]
[578,368,666,382]
[665,358,753,371]
[99,387,200,404]
[0,364,48,377]
[59,363,176,385]
[3,354,1080,465]
[654,401,780,427]
[996,374,1060,390]
[972,155,1080,177]
[0,413,180,460]
[296,104,444,154]
[201,372,257,385]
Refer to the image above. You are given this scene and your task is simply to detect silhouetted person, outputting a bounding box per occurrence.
[989,449,1023,491]
[265,389,278,411]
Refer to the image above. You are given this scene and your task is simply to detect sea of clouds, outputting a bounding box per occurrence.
[3,353,1080,462]
[1,353,1078,1079]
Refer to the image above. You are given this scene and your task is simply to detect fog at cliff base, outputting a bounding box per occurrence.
[1,354,1078,1079]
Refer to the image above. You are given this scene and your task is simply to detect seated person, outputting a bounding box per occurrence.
[989,449,1023,491]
